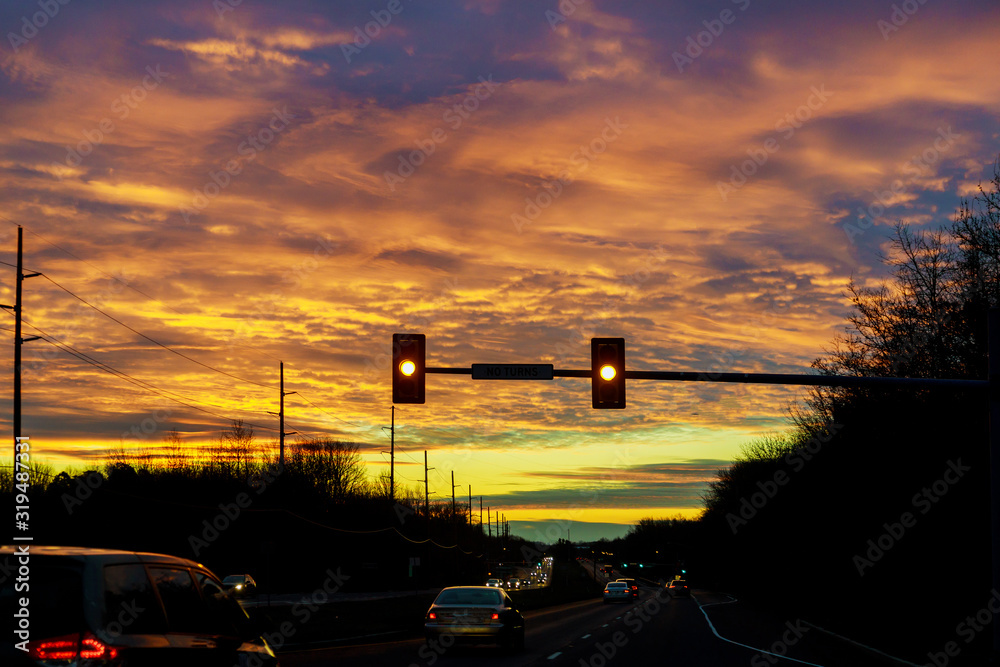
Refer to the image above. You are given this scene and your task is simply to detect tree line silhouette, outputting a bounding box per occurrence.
[607,157,1000,665]
[3,421,511,590]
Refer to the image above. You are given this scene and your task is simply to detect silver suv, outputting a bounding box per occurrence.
[0,545,279,666]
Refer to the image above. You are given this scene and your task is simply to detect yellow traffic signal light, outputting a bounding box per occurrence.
[392,333,425,404]
[592,337,625,409]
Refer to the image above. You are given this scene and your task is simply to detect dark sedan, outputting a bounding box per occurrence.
[424,586,525,651]
[668,579,690,597]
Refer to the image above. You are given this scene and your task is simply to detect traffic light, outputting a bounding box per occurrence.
[392,333,425,404]
[591,337,625,409]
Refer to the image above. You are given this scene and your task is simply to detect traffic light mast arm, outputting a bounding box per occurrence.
[423,366,988,391]
[621,370,989,391]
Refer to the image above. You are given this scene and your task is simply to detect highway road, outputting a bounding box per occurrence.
[277,583,901,666]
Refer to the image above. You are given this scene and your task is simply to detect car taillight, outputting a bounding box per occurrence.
[428,612,437,620]
[491,613,499,620]
[30,632,119,662]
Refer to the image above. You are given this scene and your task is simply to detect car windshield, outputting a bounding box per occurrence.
[671,581,687,586]
[434,588,502,606]
[222,576,243,584]
[606,583,627,590]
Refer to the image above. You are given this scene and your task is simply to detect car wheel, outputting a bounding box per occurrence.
[502,628,525,653]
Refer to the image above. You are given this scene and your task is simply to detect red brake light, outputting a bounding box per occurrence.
[30,632,118,661]
[491,613,500,620]
[428,612,437,620]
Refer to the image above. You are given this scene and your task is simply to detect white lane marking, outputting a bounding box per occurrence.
[581,634,591,639]
[547,652,562,660]
[693,593,827,666]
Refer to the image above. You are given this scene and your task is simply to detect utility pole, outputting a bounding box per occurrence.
[390,406,395,502]
[468,485,472,526]
[451,471,456,516]
[278,362,296,470]
[487,505,491,537]
[424,450,433,519]
[479,496,483,531]
[3,227,40,464]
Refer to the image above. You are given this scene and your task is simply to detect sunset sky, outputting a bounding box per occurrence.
[1,0,999,542]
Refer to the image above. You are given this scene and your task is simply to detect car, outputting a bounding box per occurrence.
[424,586,525,651]
[223,573,257,597]
[506,578,520,589]
[603,581,631,604]
[520,578,530,588]
[485,578,502,587]
[616,578,639,599]
[0,545,279,667]
[668,579,690,597]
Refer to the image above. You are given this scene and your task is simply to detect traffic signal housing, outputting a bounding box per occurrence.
[592,337,625,409]
[392,333,425,404]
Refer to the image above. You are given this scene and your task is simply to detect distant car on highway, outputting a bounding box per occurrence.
[506,578,520,589]
[603,581,631,604]
[667,579,690,597]
[485,578,502,587]
[424,586,525,651]
[520,578,530,588]
[223,573,257,597]
[0,546,279,667]
[616,578,639,599]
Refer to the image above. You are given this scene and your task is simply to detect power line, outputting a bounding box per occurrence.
[38,272,276,390]
[291,392,364,428]
[21,226,185,315]
[14,316,277,432]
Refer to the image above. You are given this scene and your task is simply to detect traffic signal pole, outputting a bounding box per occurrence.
[989,309,1000,660]
[404,329,1000,655]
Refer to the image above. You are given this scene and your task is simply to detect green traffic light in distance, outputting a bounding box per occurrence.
[600,364,617,381]
[400,360,416,376]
